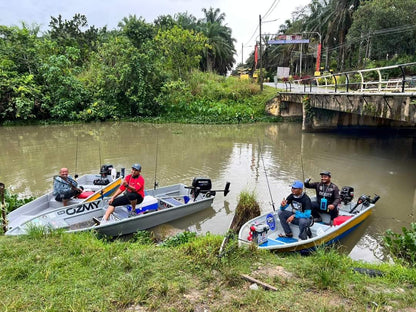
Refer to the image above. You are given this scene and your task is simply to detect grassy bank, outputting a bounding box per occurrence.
[1,231,415,311]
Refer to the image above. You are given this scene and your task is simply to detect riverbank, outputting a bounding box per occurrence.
[1,231,415,311]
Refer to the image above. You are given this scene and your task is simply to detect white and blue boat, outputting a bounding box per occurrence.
[238,189,380,252]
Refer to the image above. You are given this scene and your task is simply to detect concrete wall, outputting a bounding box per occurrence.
[265,92,416,131]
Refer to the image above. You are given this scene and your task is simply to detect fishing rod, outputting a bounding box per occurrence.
[300,132,305,183]
[53,176,82,192]
[300,151,305,183]
[75,136,79,177]
[153,125,159,190]
[258,140,276,211]
[98,142,102,169]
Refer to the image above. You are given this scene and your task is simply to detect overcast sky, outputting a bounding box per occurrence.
[1,0,310,64]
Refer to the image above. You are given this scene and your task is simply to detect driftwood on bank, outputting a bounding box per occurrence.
[241,274,278,291]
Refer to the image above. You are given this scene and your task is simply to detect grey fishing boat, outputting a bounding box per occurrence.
[6,177,230,236]
[6,165,122,234]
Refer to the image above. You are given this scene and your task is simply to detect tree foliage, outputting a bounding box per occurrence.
[0,9,237,123]
[154,25,207,80]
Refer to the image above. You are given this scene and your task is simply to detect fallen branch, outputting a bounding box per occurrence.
[241,274,278,291]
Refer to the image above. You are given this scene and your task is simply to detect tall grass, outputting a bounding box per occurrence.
[1,232,416,311]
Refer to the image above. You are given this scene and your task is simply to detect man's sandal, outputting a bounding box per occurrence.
[278,233,293,238]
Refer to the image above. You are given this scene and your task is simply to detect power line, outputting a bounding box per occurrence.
[245,1,281,47]
[324,24,416,55]
[263,0,281,20]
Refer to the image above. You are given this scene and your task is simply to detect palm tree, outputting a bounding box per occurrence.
[324,0,359,70]
[198,7,236,75]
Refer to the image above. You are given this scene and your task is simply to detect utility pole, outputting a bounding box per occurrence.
[259,15,263,91]
[299,43,303,77]
[241,43,243,64]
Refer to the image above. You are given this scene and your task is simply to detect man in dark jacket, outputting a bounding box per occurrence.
[304,171,340,223]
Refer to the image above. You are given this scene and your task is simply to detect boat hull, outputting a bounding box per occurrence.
[238,201,375,252]
[6,173,121,233]
[78,196,214,236]
[6,183,215,237]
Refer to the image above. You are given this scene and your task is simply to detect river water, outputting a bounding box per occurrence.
[1,122,416,262]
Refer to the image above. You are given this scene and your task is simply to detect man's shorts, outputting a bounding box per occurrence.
[111,192,144,207]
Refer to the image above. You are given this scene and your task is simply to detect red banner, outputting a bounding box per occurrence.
[254,44,258,69]
[315,43,322,72]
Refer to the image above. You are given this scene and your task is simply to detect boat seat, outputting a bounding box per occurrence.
[160,197,183,207]
[77,191,95,199]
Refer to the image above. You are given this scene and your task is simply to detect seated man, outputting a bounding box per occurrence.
[278,180,312,240]
[53,168,83,206]
[101,163,145,223]
[304,171,340,223]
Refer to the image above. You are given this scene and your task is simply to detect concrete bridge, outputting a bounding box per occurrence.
[264,63,416,132]
[266,91,416,132]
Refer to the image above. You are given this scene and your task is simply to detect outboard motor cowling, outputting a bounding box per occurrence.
[100,164,114,178]
[340,186,354,205]
[192,177,212,192]
[94,164,113,185]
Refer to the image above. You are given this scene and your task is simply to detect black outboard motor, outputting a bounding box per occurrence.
[191,177,212,198]
[100,164,113,178]
[371,194,380,204]
[188,177,230,200]
[94,164,113,185]
[340,186,354,205]
[349,194,371,213]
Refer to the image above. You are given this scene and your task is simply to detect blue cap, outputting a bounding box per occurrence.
[132,163,141,171]
[292,180,303,189]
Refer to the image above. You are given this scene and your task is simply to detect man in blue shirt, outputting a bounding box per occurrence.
[278,180,312,240]
[53,168,82,206]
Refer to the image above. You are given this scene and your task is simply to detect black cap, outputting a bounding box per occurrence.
[320,171,331,177]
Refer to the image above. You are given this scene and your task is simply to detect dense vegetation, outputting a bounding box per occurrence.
[0,9,238,123]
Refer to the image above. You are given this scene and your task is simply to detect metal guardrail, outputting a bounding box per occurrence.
[281,62,416,93]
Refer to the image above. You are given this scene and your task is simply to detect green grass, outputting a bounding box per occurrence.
[1,231,416,311]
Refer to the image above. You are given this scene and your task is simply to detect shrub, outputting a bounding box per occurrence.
[382,223,416,267]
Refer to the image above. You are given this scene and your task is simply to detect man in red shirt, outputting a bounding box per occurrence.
[102,163,145,222]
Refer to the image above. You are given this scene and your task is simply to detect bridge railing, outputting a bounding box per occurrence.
[283,62,416,93]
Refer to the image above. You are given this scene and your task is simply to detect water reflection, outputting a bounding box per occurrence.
[1,122,416,262]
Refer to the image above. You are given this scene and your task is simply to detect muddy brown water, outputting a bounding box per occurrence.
[1,122,416,262]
